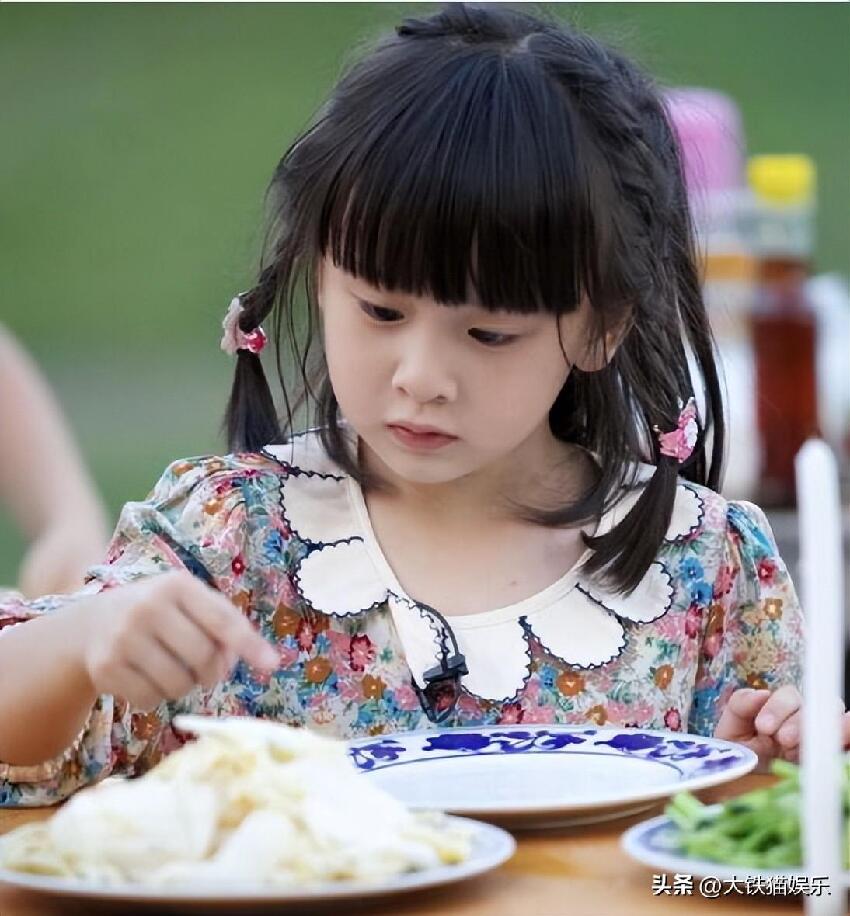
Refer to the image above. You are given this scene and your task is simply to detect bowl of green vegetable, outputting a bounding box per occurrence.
[621,758,850,884]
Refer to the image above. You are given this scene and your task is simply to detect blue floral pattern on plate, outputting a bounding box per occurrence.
[348,726,758,827]
[349,725,751,777]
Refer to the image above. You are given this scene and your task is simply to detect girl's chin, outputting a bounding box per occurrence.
[372,448,473,487]
[359,429,486,485]
[381,457,465,485]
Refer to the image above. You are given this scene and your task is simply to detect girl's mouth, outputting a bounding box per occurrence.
[386,424,458,451]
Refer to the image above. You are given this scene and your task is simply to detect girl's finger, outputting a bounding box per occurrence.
[173,577,278,671]
[155,606,219,682]
[753,684,802,737]
[749,734,782,773]
[717,688,772,739]
[129,633,197,701]
[200,646,237,689]
[774,702,847,753]
[111,666,166,712]
[775,710,800,749]
[782,745,801,765]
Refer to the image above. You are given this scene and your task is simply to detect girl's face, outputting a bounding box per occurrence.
[317,256,598,491]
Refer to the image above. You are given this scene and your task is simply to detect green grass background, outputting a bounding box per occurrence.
[1,3,848,586]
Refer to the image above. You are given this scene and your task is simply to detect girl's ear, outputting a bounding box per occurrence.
[579,318,632,372]
[560,301,632,373]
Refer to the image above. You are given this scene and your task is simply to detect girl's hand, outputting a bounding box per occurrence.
[714,685,850,772]
[74,570,279,711]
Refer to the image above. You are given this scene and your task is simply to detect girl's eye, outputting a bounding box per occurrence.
[468,329,518,347]
[359,300,403,322]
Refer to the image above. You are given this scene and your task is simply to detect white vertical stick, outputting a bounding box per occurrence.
[797,440,845,915]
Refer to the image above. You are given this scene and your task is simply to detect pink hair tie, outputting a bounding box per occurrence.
[220,294,267,356]
[654,397,699,463]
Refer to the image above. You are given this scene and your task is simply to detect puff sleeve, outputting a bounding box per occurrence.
[687,500,806,738]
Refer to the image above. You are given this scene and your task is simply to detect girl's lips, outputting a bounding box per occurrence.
[387,424,458,451]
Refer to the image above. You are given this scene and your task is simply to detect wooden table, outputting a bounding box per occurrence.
[0,774,844,915]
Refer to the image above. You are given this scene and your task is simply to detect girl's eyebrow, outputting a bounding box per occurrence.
[455,303,542,324]
[347,276,540,324]
[349,284,534,322]
[347,280,399,302]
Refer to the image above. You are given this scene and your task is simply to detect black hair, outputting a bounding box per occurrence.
[223,2,725,596]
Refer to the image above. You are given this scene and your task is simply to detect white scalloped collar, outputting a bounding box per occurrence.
[263,427,705,703]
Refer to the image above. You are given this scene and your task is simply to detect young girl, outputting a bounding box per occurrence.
[0,4,843,807]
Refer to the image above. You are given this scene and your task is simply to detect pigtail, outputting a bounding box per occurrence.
[585,455,682,589]
[531,28,725,593]
[223,264,283,452]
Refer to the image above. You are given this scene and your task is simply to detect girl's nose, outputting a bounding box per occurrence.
[391,339,458,405]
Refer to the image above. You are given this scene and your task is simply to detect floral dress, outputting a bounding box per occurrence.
[0,428,804,806]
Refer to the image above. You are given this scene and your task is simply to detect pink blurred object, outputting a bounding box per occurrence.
[664,88,746,199]
[664,88,758,502]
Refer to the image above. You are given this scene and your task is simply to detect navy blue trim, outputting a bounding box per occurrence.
[576,561,675,624]
[291,539,390,619]
[665,483,706,542]
[278,469,348,550]
[523,606,626,672]
[386,592,454,691]
[458,616,535,706]
[263,428,678,703]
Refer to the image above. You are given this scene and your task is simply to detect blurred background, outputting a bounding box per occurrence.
[1,3,849,596]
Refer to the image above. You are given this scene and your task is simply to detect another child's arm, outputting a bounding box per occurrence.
[688,500,844,770]
[0,327,110,596]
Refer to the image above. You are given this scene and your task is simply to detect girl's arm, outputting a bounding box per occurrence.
[0,454,282,805]
[688,500,806,750]
[0,326,110,596]
[0,572,276,769]
[0,593,100,768]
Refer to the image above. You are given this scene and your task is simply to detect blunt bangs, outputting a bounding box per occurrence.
[312,39,606,316]
[226,4,726,596]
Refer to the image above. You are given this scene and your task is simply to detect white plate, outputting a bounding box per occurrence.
[348,725,758,829]
[621,813,850,887]
[0,816,514,909]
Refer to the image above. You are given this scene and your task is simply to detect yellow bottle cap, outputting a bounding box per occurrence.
[748,154,816,205]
